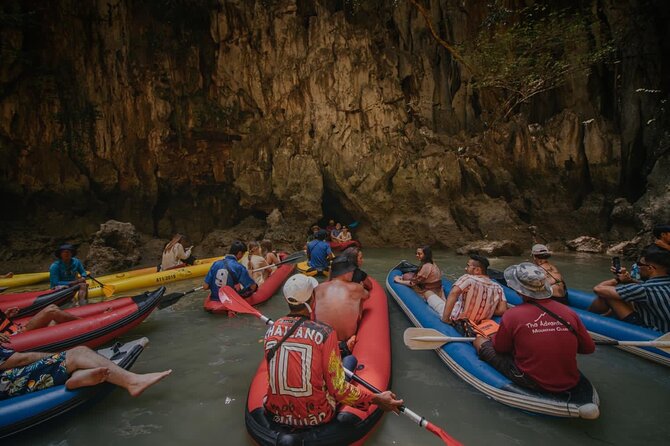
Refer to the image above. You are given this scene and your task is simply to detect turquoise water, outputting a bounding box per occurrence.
[10,249,670,445]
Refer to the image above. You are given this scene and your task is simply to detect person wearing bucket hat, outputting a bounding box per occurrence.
[49,244,89,305]
[263,274,402,428]
[313,255,370,343]
[473,263,595,393]
[530,244,568,304]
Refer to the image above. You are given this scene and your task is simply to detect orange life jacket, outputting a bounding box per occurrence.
[0,310,19,335]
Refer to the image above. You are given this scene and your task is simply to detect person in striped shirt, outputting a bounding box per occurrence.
[438,254,507,324]
[592,248,670,332]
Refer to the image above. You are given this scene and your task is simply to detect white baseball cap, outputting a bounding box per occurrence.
[283,274,318,306]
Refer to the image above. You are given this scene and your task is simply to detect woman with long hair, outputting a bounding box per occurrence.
[393,245,445,299]
[160,234,193,271]
[260,239,280,268]
[247,241,270,285]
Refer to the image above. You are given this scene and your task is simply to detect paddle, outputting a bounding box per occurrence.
[217,288,463,446]
[158,286,204,309]
[403,327,670,353]
[250,251,306,273]
[86,275,115,298]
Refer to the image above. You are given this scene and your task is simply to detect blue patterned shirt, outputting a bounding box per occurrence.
[49,258,87,288]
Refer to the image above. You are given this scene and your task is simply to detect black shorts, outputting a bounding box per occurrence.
[478,341,539,390]
[622,311,646,327]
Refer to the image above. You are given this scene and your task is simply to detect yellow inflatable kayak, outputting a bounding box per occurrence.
[89,262,215,299]
[89,256,220,285]
[296,261,330,278]
[0,272,50,289]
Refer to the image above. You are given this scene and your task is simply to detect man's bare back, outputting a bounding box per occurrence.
[314,280,369,341]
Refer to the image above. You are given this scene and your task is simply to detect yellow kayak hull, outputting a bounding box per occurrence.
[88,262,215,299]
[0,272,50,289]
[89,256,220,286]
[296,261,330,278]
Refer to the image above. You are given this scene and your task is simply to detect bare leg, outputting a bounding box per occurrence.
[24,304,81,331]
[64,346,171,396]
[66,367,110,389]
[587,297,611,314]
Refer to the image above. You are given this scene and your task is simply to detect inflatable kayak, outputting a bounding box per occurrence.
[329,240,361,252]
[0,272,50,289]
[5,288,165,352]
[0,287,78,319]
[386,265,600,419]
[296,261,330,278]
[0,337,148,438]
[88,255,220,286]
[88,263,213,299]
[491,278,670,368]
[203,263,295,313]
[245,277,391,445]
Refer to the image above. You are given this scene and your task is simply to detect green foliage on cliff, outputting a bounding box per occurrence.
[460,2,616,119]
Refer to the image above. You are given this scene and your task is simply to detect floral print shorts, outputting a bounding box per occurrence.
[0,352,68,400]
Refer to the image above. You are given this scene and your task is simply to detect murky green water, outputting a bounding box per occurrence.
[12,249,670,445]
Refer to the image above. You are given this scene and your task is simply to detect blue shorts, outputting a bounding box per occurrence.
[0,352,68,400]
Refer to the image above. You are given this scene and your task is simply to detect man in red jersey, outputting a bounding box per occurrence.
[263,274,402,427]
[473,263,595,392]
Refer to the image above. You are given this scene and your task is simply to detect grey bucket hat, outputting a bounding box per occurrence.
[503,262,552,300]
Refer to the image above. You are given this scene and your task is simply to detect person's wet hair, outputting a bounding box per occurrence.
[420,245,434,264]
[470,254,490,273]
[229,240,247,255]
[641,247,670,270]
[652,224,670,239]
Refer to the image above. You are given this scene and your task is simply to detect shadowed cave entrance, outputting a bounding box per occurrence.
[318,185,357,229]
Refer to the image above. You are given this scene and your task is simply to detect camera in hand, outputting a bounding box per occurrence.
[612,256,621,274]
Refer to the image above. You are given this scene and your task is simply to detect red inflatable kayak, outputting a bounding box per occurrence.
[5,287,165,352]
[0,287,78,319]
[329,240,361,252]
[203,262,295,313]
[245,277,391,445]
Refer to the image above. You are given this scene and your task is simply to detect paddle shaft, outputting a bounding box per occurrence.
[251,251,305,273]
[159,286,204,309]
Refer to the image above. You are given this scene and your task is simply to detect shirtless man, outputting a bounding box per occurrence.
[530,244,568,304]
[314,256,370,342]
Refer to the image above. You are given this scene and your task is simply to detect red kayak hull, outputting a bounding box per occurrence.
[203,262,295,313]
[245,278,390,445]
[329,240,361,252]
[6,288,165,352]
[0,287,78,318]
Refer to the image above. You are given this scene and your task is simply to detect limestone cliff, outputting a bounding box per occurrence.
[0,0,668,252]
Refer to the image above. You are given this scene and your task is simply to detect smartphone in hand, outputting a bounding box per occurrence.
[612,256,621,274]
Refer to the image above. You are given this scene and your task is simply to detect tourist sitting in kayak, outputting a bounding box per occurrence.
[203,241,257,300]
[160,233,193,271]
[393,245,445,299]
[325,219,336,237]
[306,225,320,243]
[440,254,506,327]
[651,224,670,252]
[246,241,270,286]
[335,225,352,242]
[1,305,80,336]
[530,244,568,304]
[0,341,171,400]
[260,239,280,268]
[330,222,342,240]
[314,256,370,344]
[341,246,373,291]
[49,244,88,306]
[263,274,401,428]
[590,248,670,332]
[306,229,333,274]
[473,263,595,393]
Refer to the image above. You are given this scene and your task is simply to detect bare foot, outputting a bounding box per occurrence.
[127,370,172,397]
[66,367,110,390]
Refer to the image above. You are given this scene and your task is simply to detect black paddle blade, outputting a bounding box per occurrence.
[158,287,203,309]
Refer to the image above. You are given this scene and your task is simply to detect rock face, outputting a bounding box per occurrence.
[0,1,668,252]
[566,236,605,254]
[86,220,142,274]
[455,240,522,257]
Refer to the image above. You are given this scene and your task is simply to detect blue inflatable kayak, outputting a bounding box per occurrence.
[0,337,148,438]
[386,265,600,419]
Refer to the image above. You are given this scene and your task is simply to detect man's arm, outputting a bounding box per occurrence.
[493,298,507,316]
[442,285,462,322]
